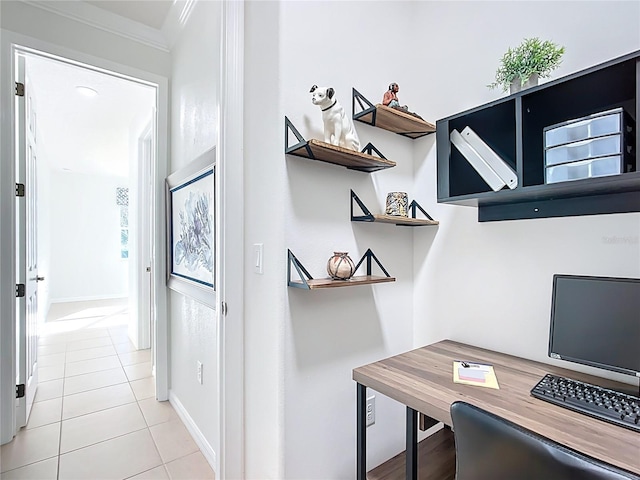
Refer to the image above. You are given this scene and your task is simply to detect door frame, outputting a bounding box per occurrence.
[217,2,245,477]
[0,33,170,444]
[133,120,154,351]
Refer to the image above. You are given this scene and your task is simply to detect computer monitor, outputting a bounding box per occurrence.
[549,274,640,378]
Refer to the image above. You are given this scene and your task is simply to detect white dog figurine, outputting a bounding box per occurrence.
[310,85,360,151]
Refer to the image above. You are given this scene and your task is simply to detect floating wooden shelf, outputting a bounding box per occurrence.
[353,89,436,139]
[291,275,395,290]
[287,249,395,290]
[351,190,439,227]
[285,117,395,173]
[367,214,438,226]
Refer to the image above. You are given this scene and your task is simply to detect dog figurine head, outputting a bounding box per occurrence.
[308,84,360,151]
[310,85,335,108]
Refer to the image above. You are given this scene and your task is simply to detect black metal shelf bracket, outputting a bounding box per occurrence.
[285,116,313,158]
[398,130,431,139]
[350,190,435,224]
[352,88,377,125]
[350,190,374,222]
[288,249,314,289]
[360,142,386,159]
[353,249,391,277]
[409,200,435,221]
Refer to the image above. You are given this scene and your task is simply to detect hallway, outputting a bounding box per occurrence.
[0,299,215,479]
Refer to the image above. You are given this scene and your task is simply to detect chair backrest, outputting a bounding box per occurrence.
[450,401,639,480]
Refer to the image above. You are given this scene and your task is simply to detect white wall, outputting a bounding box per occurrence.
[244,2,285,477]
[244,2,424,477]
[169,0,221,466]
[48,171,129,301]
[282,2,421,475]
[412,1,640,384]
[243,1,640,478]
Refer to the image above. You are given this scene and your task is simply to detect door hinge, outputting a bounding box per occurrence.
[221,301,228,316]
[16,384,25,399]
[16,284,25,297]
[15,82,25,97]
[16,183,25,197]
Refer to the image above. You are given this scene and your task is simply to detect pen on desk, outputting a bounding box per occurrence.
[456,360,492,368]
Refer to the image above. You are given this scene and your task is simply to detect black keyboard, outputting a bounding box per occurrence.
[531,373,640,433]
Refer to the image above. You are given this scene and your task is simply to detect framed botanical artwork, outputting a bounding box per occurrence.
[166,147,216,307]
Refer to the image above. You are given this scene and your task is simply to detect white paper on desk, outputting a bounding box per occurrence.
[457,367,485,381]
[453,361,500,389]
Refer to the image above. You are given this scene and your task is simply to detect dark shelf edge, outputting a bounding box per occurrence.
[439,172,640,207]
[478,190,640,222]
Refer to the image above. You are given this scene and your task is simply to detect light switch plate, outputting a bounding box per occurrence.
[253,243,263,274]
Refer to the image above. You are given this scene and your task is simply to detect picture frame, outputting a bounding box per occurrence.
[166,147,216,308]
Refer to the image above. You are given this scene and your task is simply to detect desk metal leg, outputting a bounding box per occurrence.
[406,406,418,480]
[357,383,366,480]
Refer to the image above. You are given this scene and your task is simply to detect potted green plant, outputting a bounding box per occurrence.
[488,37,565,94]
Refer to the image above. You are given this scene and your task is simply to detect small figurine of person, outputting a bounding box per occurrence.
[382,82,424,120]
[382,83,406,110]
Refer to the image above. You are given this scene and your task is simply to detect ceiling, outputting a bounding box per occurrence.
[23,0,172,179]
[26,53,156,178]
[86,0,174,30]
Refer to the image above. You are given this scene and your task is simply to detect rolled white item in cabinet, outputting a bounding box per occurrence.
[461,126,518,189]
[450,129,506,192]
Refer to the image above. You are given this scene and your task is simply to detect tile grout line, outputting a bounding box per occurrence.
[57,425,150,458]
[60,396,138,423]
[61,376,129,398]
[57,338,67,480]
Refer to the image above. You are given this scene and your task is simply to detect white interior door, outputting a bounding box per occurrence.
[144,119,156,360]
[15,53,39,428]
[133,118,154,352]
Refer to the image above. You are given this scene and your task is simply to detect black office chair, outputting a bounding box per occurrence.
[450,401,639,480]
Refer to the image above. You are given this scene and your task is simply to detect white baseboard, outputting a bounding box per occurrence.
[169,390,217,473]
[50,294,127,303]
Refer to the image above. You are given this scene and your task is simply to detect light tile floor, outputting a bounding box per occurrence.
[0,299,215,480]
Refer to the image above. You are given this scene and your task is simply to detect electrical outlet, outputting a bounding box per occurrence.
[197,361,203,384]
[366,395,375,427]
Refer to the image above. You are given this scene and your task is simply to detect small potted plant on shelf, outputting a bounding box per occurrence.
[488,37,565,94]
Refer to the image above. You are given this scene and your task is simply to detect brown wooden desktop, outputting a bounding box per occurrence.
[353,340,640,480]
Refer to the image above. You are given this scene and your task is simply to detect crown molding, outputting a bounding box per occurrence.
[161,0,196,50]
[23,0,171,52]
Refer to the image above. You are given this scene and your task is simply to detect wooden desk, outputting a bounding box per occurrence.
[353,340,640,479]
